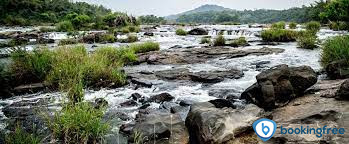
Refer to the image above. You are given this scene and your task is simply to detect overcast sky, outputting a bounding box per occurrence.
[75,0,318,16]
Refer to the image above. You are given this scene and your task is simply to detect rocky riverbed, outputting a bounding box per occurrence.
[0,25,348,143]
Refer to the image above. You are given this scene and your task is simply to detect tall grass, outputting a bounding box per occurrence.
[305,21,321,33]
[230,37,248,47]
[58,39,78,46]
[129,41,160,53]
[5,125,40,144]
[261,29,298,42]
[48,102,109,144]
[271,21,286,29]
[56,21,74,32]
[289,22,297,29]
[200,37,211,44]
[213,35,226,46]
[297,31,318,49]
[176,29,187,36]
[321,35,349,67]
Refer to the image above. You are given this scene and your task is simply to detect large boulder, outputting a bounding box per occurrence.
[146,93,174,103]
[185,102,265,144]
[325,59,349,79]
[188,28,208,35]
[336,79,349,100]
[241,64,317,110]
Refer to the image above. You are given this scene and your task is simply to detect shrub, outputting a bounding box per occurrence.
[329,21,349,31]
[39,27,56,33]
[5,125,40,144]
[200,37,211,44]
[321,35,349,67]
[175,29,187,36]
[121,27,130,34]
[99,34,116,43]
[289,22,297,29]
[271,21,286,29]
[297,31,318,49]
[8,38,28,47]
[48,102,109,144]
[230,37,249,47]
[305,21,321,33]
[213,35,226,46]
[261,29,298,42]
[127,26,140,33]
[58,39,78,46]
[71,15,91,30]
[129,41,160,53]
[56,21,74,32]
[127,35,138,43]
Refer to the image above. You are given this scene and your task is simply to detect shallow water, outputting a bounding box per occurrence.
[0,25,347,133]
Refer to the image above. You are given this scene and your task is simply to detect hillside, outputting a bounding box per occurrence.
[166,4,233,20]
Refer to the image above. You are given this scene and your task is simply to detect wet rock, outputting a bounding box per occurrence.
[169,45,183,49]
[185,103,265,144]
[251,61,270,70]
[130,112,189,144]
[257,42,280,46]
[131,78,153,88]
[188,28,208,35]
[129,93,143,101]
[208,89,239,99]
[13,83,46,95]
[120,100,138,107]
[336,79,349,100]
[37,38,55,44]
[179,100,194,106]
[147,93,174,103]
[120,122,135,135]
[94,98,108,109]
[160,102,178,110]
[325,59,349,79]
[104,111,131,121]
[171,106,190,121]
[241,64,317,110]
[155,68,190,80]
[208,99,236,109]
[144,32,154,36]
[189,69,243,83]
[139,103,151,109]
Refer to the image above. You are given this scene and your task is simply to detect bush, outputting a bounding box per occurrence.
[56,21,74,32]
[99,34,116,43]
[127,26,140,33]
[71,15,91,30]
[213,35,226,46]
[305,21,321,33]
[127,35,138,43]
[261,29,298,42]
[48,102,109,144]
[175,29,187,36]
[39,27,56,33]
[200,37,211,44]
[129,41,160,53]
[329,21,349,31]
[289,22,297,29]
[230,37,249,47]
[297,31,318,49]
[58,39,78,46]
[321,35,349,67]
[5,125,40,144]
[121,27,130,34]
[271,21,286,29]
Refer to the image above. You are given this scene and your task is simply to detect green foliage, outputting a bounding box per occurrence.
[200,37,211,44]
[127,35,138,43]
[139,15,166,24]
[39,27,56,33]
[48,102,109,144]
[305,21,321,33]
[271,21,286,29]
[321,35,349,67]
[297,31,318,49]
[329,21,349,31]
[103,12,138,27]
[213,35,226,46]
[321,0,349,23]
[129,42,160,53]
[121,27,130,34]
[127,26,141,33]
[261,29,298,42]
[230,37,248,47]
[175,29,187,36]
[99,34,116,43]
[56,21,74,32]
[289,22,297,29]
[177,11,239,24]
[71,15,91,30]
[5,125,40,144]
[58,39,79,46]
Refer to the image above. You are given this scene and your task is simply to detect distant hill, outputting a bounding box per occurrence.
[166,4,233,20]
[166,4,314,24]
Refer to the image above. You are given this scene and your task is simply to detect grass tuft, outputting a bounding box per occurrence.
[289,22,297,29]
[5,125,40,144]
[213,35,226,46]
[129,41,160,53]
[321,35,349,67]
[230,37,249,47]
[175,29,187,36]
[261,29,298,42]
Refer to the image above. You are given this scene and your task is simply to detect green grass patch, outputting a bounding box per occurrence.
[175,29,187,36]
[5,125,40,144]
[129,41,160,53]
[58,39,78,46]
[261,29,298,42]
[48,102,109,144]
[99,34,116,43]
[297,31,318,49]
[230,37,249,47]
[271,21,286,29]
[321,35,349,67]
[289,22,297,29]
[200,37,211,44]
[56,21,74,32]
[305,21,321,33]
[213,35,226,46]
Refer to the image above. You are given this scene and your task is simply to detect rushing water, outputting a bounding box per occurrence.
[0,25,348,133]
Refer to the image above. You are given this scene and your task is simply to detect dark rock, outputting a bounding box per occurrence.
[179,100,194,106]
[147,93,174,103]
[208,99,236,109]
[160,102,178,110]
[131,78,153,88]
[139,103,151,109]
[104,111,131,121]
[241,64,317,110]
[185,103,265,144]
[13,83,46,95]
[189,69,243,83]
[188,28,208,35]
[120,122,135,135]
[325,60,349,79]
[120,100,138,107]
[94,98,108,109]
[336,79,349,100]
[129,93,143,101]
[144,32,154,36]
[37,38,55,44]
[208,89,239,99]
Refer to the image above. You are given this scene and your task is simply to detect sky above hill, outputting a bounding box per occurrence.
[75,0,318,16]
